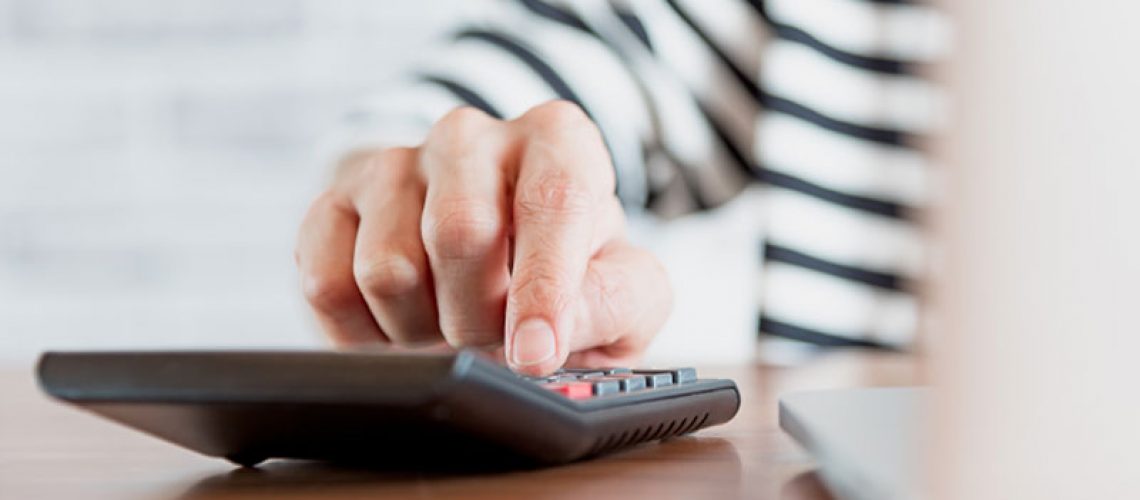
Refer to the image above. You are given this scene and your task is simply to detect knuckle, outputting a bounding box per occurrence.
[515,170,595,220]
[429,106,495,142]
[421,109,505,176]
[301,272,358,313]
[299,190,356,237]
[525,100,593,134]
[379,145,417,160]
[518,101,615,196]
[333,148,413,193]
[423,199,503,260]
[306,189,342,216]
[353,254,420,298]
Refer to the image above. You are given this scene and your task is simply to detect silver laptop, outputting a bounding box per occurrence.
[779,388,925,500]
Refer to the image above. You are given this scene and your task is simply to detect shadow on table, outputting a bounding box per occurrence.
[781,470,835,500]
[179,437,742,499]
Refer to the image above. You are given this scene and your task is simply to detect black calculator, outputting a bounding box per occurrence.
[36,349,740,467]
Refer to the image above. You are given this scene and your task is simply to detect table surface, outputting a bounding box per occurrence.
[0,351,921,500]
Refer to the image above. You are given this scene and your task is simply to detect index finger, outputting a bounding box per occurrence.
[505,101,616,375]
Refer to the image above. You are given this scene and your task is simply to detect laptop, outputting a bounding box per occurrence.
[779,388,924,500]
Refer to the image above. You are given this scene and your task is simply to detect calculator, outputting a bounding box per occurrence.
[36,349,740,467]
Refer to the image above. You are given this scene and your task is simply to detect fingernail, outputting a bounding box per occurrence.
[510,318,556,367]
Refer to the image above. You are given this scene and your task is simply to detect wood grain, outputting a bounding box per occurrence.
[0,351,919,500]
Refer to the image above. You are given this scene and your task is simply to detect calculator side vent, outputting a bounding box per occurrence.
[586,412,711,456]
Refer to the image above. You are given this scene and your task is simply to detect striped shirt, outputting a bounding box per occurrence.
[331,0,948,355]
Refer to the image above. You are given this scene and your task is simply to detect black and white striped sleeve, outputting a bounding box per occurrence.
[325,0,754,215]
[749,0,945,355]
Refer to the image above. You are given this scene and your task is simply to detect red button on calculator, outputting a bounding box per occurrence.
[543,381,593,400]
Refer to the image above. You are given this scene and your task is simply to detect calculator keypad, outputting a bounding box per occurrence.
[531,367,697,399]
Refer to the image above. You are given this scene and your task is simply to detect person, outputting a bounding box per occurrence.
[293,0,946,375]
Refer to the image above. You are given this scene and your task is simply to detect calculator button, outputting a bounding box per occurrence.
[634,368,698,385]
[622,375,647,392]
[543,382,593,400]
[642,373,673,388]
[671,368,698,384]
[559,367,633,376]
[556,368,606,378]
[599,374,646,392]
[591,379,622,396]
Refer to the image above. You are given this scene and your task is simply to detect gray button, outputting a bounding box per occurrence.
[671,368,698,384]
[593,375,647,392]
[618,375,646,392]
[557,368,606,379]
[634,368,698,385]
[591,379,622,396]
[643,373,673,388]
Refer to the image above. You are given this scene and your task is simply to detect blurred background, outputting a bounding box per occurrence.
[0,0,468,362]
[0,0,760,365]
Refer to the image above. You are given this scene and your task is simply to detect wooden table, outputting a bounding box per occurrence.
[0,352,920,500]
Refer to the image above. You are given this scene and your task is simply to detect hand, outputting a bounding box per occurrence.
[295,101,672,375]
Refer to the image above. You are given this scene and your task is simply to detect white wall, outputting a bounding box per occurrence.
[0,0,465,362]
